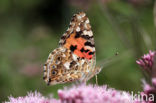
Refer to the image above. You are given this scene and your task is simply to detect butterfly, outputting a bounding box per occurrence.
[43,12,101,85]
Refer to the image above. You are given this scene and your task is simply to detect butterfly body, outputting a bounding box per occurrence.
[43,12,101,85]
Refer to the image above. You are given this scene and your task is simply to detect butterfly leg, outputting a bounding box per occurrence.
[87,66,102,83]
[95,75,98,85]
[95,67,102,85]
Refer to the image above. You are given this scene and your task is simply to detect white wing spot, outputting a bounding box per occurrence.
[83,30,93,36]
[81,59,85,65]
[85,19,89,24]
[77,15,81,20]
[88,31,93,36]
[62,54,66,57]
[83,30,87,35]
[64,62,70,70]
[72,54,78,61]
[60,47,66,52]
[86,46,95,51]
[76,27,80,32]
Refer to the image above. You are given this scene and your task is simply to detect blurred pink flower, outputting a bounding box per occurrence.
[20,63,42,77]
[137,51,156,103]
[5,92,60,103]
[142,79,156,103]
[5,85,145,103]
[136,50,156,72]
[152,78,156,86]
[58,84,141,103]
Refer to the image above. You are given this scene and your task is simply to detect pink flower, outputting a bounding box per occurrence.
[142,79,156,103]
[5,91,60,103]
[5,85,145,103]
[58,84,141,103]
[136,50,156,73]
[152,78,156,86]
[136,51,156,103]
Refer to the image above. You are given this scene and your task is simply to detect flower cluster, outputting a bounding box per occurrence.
[136,50,156,74]
[141,78,156,103]
[5,85,143,103]
[137,50,156,103]
[59,84,144,103]
[5,92,60,103]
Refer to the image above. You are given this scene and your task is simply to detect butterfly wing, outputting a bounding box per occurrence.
[59,12,96,82]
[43,12,97,85]
[59,12,95,60]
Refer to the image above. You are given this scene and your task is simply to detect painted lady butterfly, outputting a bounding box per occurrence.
[43,12,101,85]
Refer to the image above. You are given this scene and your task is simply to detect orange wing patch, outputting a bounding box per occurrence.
[64,32,93,60]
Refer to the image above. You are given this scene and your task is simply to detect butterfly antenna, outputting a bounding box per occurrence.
[98,52,119,70]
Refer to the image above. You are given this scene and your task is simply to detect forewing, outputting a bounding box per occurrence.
[59,12,95,60]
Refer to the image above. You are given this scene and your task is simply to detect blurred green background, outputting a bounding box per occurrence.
[0,0,156,102]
